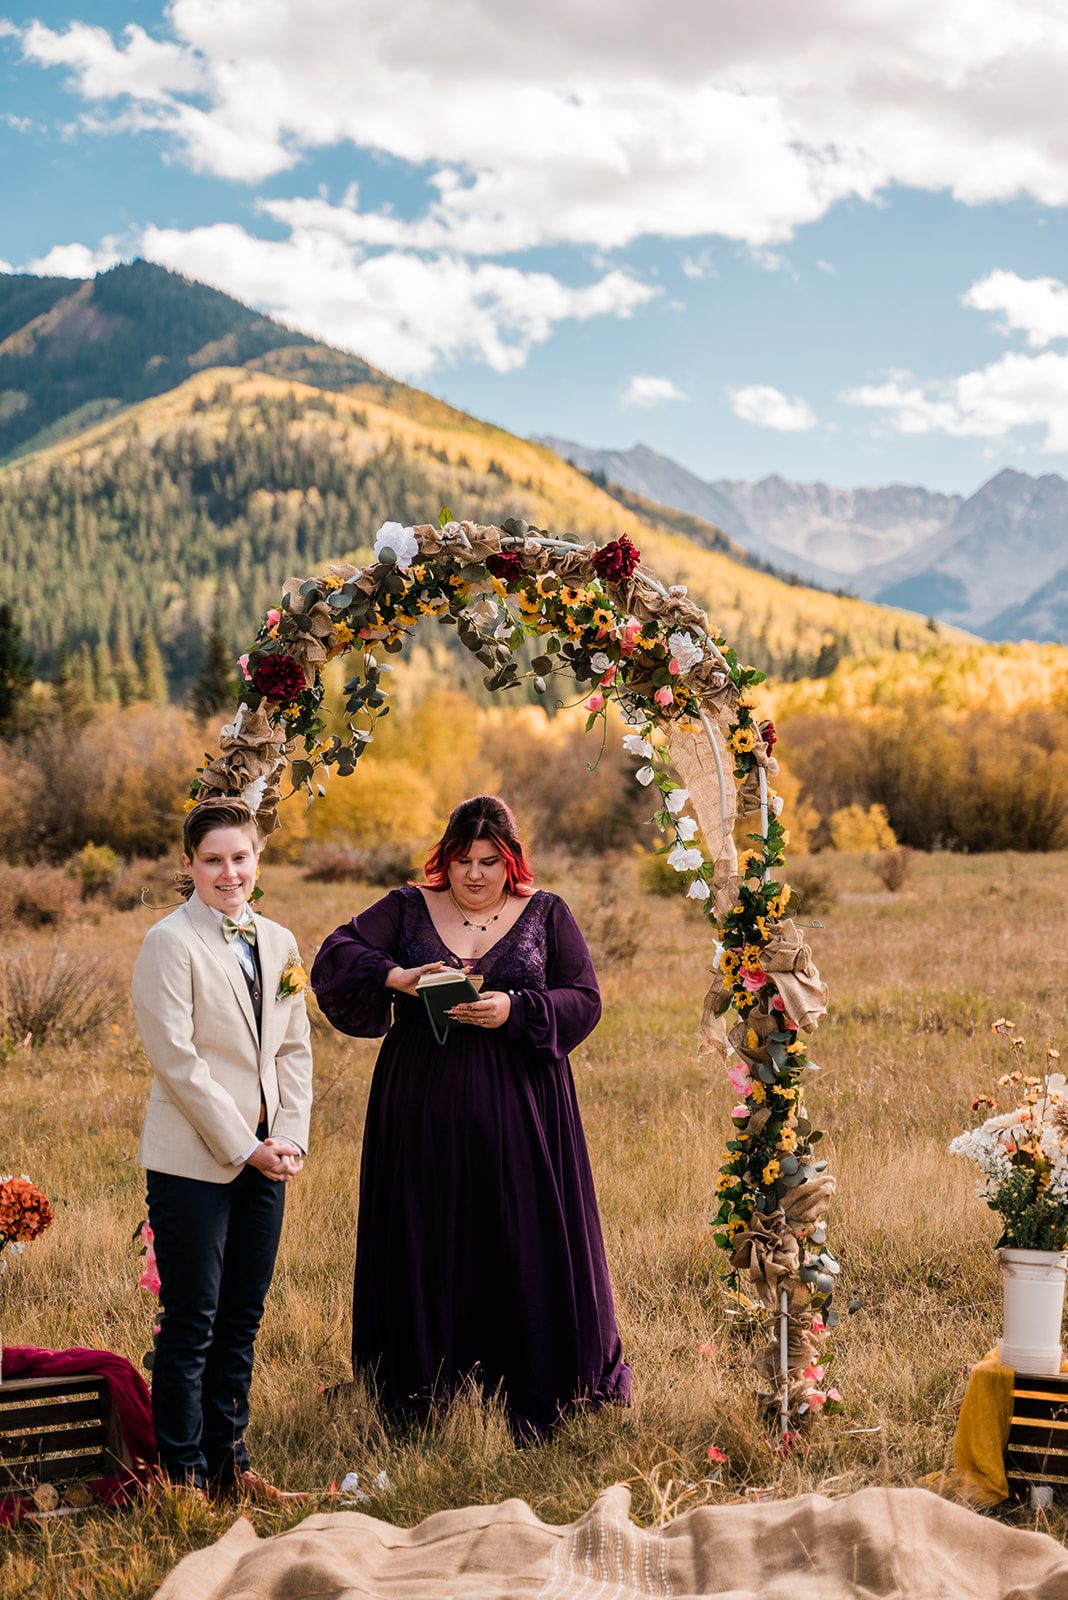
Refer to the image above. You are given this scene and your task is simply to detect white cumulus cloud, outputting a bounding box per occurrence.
[137,221,656,378]
[963,269,1068,348]
[22,240,123,277]
[621,375,687,409]
[730,384,817,432]
[845,351,1068,452]
[11,1,1068,250]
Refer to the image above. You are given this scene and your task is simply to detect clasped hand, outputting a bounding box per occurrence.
[247,1137,304,1182]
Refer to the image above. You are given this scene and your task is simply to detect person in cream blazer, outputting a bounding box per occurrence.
[131,797,312,1501]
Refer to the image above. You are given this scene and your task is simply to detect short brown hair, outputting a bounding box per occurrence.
[182,797,263,860]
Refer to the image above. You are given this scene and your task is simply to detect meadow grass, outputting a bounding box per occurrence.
[1,848,1065,1597]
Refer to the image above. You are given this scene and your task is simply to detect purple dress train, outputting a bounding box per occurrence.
[311,886,632,1439]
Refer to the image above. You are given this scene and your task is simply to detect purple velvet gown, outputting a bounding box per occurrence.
[311,886,632,1439]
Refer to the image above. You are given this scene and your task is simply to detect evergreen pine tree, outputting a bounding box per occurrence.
[73,641,97,705]
[190,608,236,720]
[0,601,34,730]
[94,639,118,704]
[137,623,168,705]
[53,645,95,723]
[113,614,141,706]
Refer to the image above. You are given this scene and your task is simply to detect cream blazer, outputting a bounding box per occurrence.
[131,894,313,1184]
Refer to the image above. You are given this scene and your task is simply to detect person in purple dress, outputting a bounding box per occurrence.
[311,794,632,1441]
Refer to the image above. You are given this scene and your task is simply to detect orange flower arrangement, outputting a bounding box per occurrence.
[0,1175,54,1253]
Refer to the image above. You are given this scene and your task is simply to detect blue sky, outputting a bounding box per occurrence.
[5,0,1068,494]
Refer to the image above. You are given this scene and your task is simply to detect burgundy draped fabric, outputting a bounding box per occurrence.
[0,1345,157,1524]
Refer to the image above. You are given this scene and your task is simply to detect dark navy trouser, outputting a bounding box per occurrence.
[146,1162,285,1487]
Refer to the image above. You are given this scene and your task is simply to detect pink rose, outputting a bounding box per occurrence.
[803,1364,825,1383]
[586,692,605,712]
[806,1391,828,1411]
[669,659,682,675]
[266,608,281,628]
[237,653,251,682]
[600,664,617,685]
[727,1063,752,1095]
[730,1102,749,1120]
[707,1445,728,1464]
[827,1387,842,1403]
[771,994,785,1011]
[138,1221,161,1298]
[654,686,673,707]
[741,968,768,992]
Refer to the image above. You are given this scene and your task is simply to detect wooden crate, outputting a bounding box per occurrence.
[1005,1372,1068,1497]
[0,1374,131,1491]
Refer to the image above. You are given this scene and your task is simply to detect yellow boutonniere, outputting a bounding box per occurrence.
[277,955,309,1000]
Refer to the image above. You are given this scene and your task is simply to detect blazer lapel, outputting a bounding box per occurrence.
[183,896,259,1048]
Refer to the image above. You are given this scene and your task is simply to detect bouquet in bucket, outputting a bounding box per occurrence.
[950,1020,1068,1251]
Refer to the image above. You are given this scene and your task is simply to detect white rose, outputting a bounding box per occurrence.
[635,765,656,786]
[372,521,421,570]
[465,598,499,625]
[667,843,704,872]
[623,733,654,759]
[590,652,611,675]
[667,630,705,673]
[675,816,699,841]
[687,878,711,901]
[664,787,690,815]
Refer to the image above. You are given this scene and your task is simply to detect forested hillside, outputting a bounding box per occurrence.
[2,366,954,693]
[0,260,374,461]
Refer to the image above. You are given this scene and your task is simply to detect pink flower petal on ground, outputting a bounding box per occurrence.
[696,1342,716,1359]
[707,1446,728,1463]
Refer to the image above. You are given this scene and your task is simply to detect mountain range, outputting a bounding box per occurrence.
[0,260,953,689]
[540,437,1068,643]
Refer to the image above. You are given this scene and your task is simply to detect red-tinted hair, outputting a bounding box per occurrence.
[423,795,534,897]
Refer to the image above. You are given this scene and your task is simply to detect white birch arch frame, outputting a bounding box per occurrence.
[190,517,835,1432]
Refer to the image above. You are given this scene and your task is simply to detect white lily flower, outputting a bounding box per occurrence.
[675,816,699,841]
[623,733,654,759]
[372,521,421,570]
[687,878,711,901]
[664,787,690,815]
[635,765,656,786]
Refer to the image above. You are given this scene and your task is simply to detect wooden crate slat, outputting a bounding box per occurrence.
[0,1450,110,1487]
[0,1425,108,1462]
[0,1398,104,1433]
[0,1376,108,1399]
[1007,1421,1068,1449]
[1011,1396,1068,1422]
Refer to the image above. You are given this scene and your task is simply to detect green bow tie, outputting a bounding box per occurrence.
[221,915,257,947]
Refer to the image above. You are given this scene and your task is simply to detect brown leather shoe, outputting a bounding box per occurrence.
[219,1470,311,1505]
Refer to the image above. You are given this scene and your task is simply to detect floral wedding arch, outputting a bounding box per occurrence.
[191,516,836,1430]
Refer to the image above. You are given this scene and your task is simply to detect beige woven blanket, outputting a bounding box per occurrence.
[152,1484,1068,1599]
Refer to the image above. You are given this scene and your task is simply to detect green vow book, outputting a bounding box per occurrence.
[417,969,483,1045]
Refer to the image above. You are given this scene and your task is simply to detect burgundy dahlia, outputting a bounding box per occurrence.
[252,653,306,703]
[592,534,640,583]
[760,719,777,751]
[486,551,526,582]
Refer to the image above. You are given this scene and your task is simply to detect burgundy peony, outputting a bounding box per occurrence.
[592,534,641,583]
[486,551,527,582]
[760,719,777,751]
[252,653,306,703]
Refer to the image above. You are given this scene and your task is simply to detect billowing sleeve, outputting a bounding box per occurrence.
[504,895,601,1058]
[311,890,405,1038]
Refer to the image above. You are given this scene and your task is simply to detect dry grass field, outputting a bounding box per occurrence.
[1,847,1065,1597]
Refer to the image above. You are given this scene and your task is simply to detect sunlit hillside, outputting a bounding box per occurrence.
[5,363,960,679]
[765,639,1068,718]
